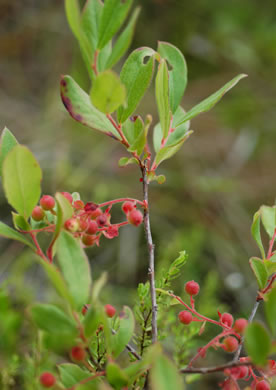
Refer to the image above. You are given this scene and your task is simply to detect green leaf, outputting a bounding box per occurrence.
[106,362,129,389]
[157,41,187,114]
[245,322,271,365]
[265,287,276,336]
[97,0,133,50]
[105,7,140,69]
[81,0,102,57]
[2,145,42,219]
[58,363,92,388]
[118,157,138,167]
[12,213,31,231]
[60,75,119,138]
[31,304,77,334]
[249,257,268,290]
[175,74,247,128]
[154,130,193,167]
[91,272,108,303]
[150,354,185,390]
[260,205,276,239]
[57,231,92,310]
[264,257,276,276]
[122,115,144,145]
[90,70,126,114]
[155,59,171,139]
[0,127,18,177]
[153,106,191,152]
[117,47,155,123]
[0,221,35,250]
[251,210,265,259]
[111,306,135,358]
[83,304,104,338]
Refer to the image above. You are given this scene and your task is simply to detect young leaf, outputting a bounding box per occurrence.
[2,145,42,219]
[175,74,247,128]
[106,362,129,389]
[245,322,271,365]
[153,106,191,152]
[150,354,185,390]
[60,75,119,138]
[0,127,18,176]
[97,0,133,50]
[155,59,171,139]
[122,116,144,145]
[157,41,187,113]
[105,7,140,69]
[264,258,276,276]
[260,205,276,239]
[249,257,268,290]
[118,157,138,167]
[58,363,93,388]
[12,213,31,231]
[31,304,77,334]
[111,306,135,358]
[57,231,92,310]
[0,221,35,250]
[90,70,126,114]
[265,287,276,336]
[251,209,265,259]
[117,47,155,123]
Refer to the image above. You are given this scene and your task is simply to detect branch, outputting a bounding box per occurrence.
[142,166,158,343]
[180,360,252,374]
[111,329,141,360]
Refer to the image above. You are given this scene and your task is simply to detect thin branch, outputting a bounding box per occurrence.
[111,329,141,360]
[142,166,158,343]
[180,360,252,375]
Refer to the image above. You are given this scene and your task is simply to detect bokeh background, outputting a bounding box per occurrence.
[0,0,276,388]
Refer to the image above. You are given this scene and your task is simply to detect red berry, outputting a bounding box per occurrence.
[73,200,84,210]
[32,206,45,221]
[64,218,79,233]
[82,234,97,246]
[178,310,193,325]
[70,346,86,361]
[233,318,248,334]
[96,214,107,226]
[223,336,239,353]
[122,201,135,214]
[237,365,248,379]
[40,195,55,211]
[256,380,270,390]
[61,192,73,204]
[86,220,98,235]
[90,208,102,219]
[77,218,88,232]
[105,304,116,318]
[221,313,234,328]
[128,209,143,226]
[185,280,200,296]
[39,372,56,388]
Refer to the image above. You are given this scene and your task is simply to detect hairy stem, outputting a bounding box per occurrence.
[142,167,158,343]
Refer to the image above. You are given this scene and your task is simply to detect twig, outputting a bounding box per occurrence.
[180,360,252,374]
[111,329,141,360]
[142,166,158,343]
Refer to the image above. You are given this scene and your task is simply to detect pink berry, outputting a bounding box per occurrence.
[64,218,79,233]
[31,206,45,221]
[39,372,56,388]
[77,218,88,232]
[122,201,135,214]
[185,280,200,296]
[233,318,248,334]
[82,234,97,246]
[223,336,239,353]
[86,220,98,235]
[90,208,102,219]
[237,365,248,379]
[70,346,86,361]
[256,380,270,390]
[105,304,116,318]
[96,214,107,226]
[128,209,143,226]
[40,195,55,211]
[221,313,234,328]
[61,192,73,204]
[178,310,193,325]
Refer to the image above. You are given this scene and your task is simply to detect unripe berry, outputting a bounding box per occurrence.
[73,200,84,210]
[32,206,45,221]
[256,380,270,390]
[105,304,116,318]
[39,372,56,388]
[233,318,248,334]
[90,208,102,219]
[61,192,73,204]
[70,346,86,362]
[96,214,107,226]
[77,218,88,232]
[122,201,135,214]
[64,218,79,233]
[223,336,239,353]
[82,234,96,246]
[86,220,98,235]
[185,280,200,296]
[128,209,143,226]
[178,310,193,325]
[40,195,55,211]
[221,313,234,328]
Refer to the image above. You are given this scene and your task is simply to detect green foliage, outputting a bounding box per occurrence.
[251,209,265,259]
[0,127,18,177]
[0,222,35,250]
[150,353,185,390]
[155,59,171,139]
[265,286,276,336]
[249,257,268,290]
[245,322,271,365]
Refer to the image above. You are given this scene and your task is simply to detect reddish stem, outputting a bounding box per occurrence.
[29,232,49,262]
[261,273,276,294]
[92,50,99,76]
[98,198,146,209]
[67,371,105,390]
[106,114,129,146]
[267,228,276,259]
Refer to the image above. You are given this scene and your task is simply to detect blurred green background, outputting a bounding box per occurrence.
[0,0,276,388]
